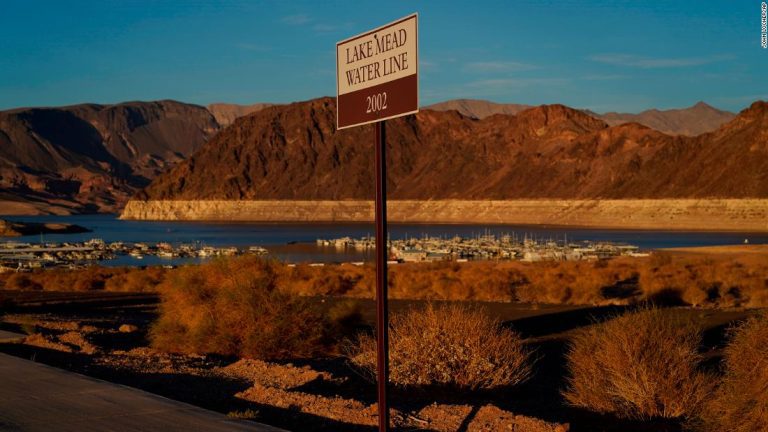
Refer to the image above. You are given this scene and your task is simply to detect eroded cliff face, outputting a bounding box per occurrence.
[120,199,768,231]
[0,100,218,214]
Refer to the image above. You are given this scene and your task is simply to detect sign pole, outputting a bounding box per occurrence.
[336,14,417,428]
[374,119,389,432]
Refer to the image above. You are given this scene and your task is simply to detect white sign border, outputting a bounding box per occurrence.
[335,12,419,130]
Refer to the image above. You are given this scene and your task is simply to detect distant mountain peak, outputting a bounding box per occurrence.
[692,101,713,109]
[207,102,276,127]
[425,99,533,119]
[597,102,735,136]
[427,98,735,136]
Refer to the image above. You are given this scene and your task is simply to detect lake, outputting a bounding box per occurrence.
[2,214,766,266]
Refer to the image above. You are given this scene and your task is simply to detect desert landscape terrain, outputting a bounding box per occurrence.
[1,247,767,431]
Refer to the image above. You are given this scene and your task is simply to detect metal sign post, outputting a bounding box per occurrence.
[373,120,389,431]
[336,13,418,432]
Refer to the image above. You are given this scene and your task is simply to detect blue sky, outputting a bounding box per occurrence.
[1,0,766,112]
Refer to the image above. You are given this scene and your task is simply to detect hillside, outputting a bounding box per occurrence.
[123,98,768,228]
[207,103,275,127]
[428,99,734,136]
[0,101,218,214]
[134,98,768,202]
[596,101,736,136]
[424,99,533,119]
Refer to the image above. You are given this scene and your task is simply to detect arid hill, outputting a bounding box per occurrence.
[0,101,218,214]
[595,101,736,136]
[425,99,533,119]
[207,103,275,127]
[429,99,735,136]
[134,97,768,202]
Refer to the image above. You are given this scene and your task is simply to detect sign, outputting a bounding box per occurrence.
[336,13,418,129]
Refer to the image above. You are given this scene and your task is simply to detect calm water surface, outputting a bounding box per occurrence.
[3,214,766,266]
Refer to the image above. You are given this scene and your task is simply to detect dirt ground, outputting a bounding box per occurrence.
[0,292,755,432]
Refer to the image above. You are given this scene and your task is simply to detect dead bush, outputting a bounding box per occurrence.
[150,256,329,360]
[104,267,166,292]
[4,273,42,290]
[348,303,531,390]
[563,308,713,420]
[700,312,768,432]
[325,299,365,340]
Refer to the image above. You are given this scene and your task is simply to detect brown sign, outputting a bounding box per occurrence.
[336,13,418,130]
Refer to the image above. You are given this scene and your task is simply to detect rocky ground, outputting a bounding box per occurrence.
[0,293,750,431]
[0,299,571,432]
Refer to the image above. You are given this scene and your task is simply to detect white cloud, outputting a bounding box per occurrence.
[467,77,570,89]
[463,61,537,73]
[579,74,630,81]
[589,53,732,68]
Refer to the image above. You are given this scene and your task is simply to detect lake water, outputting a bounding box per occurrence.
[2,214,766,266]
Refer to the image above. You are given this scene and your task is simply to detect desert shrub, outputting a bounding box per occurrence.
[563,308,713,420]
[0,266,164,292]
[348,303,531,390]
[283,263,371,297]
[104,267,166,292]
[71,266,108,291]
[4,273,42,290]
[514,260,640,305]
[700,312,768,432]
[325,298,365,340]
[150,256,329,360]
[637,254,768,308]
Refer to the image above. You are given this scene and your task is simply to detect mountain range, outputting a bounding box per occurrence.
[0,97,757,216]
[426,99,735,136]
[132,98,768,204]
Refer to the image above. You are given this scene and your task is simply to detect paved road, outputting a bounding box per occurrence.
[0,352,285,432]
[0,331,25,343]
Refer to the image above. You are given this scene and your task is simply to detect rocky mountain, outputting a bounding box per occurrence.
[424,99,532,120]
[207,103,275,127]
[595,101,736,136]
[133,97,768,203]
[428,99,735,136]
[0,101,218,214]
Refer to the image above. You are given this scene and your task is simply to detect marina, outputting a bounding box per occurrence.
[0,214,764,269]
[0,239,267,272]
[318,232,649,262]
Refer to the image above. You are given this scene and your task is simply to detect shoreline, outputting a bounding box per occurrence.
[120,199,768,232]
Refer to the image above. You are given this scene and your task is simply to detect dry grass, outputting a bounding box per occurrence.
[0,266,166,292]
[2,250,767,308]
[563,308,714,420]
[150,256,330,360]
[700,311,768,432]
[637,252,768,308]
[287,253,768,308]
[348,303,531,390]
